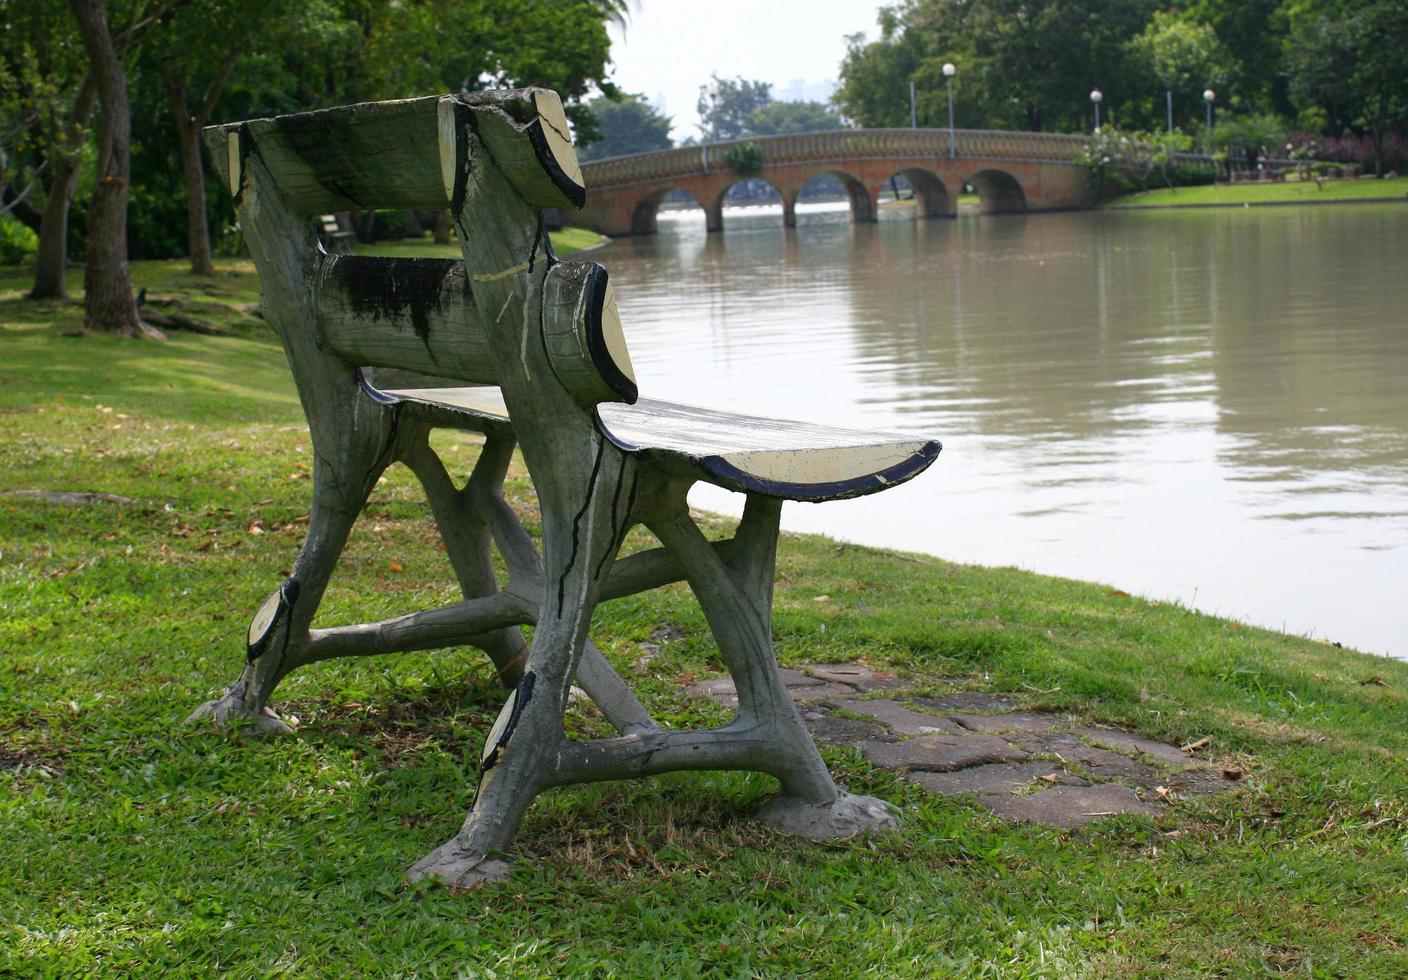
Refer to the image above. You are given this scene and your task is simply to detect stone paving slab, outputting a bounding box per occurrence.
[828,699,965,736]
[681,663,1241,830]
[949,711,1059,734]
[910,693,1018,714]
[802,664,904,692]
[980,784,1159,829]
[801,712,892,747]
[907,761,1087,797]
[861,734,1028,772]
[1016,733,1161,784]
[1070,727,1197,768]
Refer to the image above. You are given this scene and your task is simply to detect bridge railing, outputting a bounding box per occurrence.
[580,128,1122,188]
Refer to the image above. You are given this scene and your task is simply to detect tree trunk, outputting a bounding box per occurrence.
[69,0,154,337]
[433,209,452,245]
[177,118,216,276]
[30,77,97,302]
[30,162,80,301]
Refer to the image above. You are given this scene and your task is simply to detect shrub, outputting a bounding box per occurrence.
[723,142,763,177]
[0,214,38,265]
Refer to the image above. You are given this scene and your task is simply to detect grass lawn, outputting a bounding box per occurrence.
[358,225,605,259]
[1109,175,1408,208]
[2,257,1407,975]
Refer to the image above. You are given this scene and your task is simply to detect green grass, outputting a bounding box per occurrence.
[359,225,605,259]
[3,257,1408,976]
[1109,175,1408,208]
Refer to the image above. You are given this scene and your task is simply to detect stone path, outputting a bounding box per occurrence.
[685,663,1240,829]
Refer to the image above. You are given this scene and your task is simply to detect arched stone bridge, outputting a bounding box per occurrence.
[575,128,1099,236]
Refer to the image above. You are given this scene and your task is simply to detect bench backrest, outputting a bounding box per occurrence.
[203,90,636,405]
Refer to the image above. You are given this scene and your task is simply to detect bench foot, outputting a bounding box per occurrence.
[405,841,514,891]
[186,689,296,736]
[757,790,901,840]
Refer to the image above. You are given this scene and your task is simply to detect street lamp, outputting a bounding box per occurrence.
[699,80,720,169]
[1166,87,1174,134]
[1090,88,1103,133]
[943,62,956,158]
[1203,89,1215,147]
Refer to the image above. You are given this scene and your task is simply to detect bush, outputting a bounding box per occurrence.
[1079,127,1202,194]
[1289,131,1408,174]
[0,214,38,265]
[723,142,763,177]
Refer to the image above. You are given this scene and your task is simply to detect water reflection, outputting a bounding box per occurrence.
[601,203,1408,658]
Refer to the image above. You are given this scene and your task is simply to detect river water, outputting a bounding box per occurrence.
[594,201,1408,660]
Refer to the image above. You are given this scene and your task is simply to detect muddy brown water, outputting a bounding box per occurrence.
[595,201,1408,659]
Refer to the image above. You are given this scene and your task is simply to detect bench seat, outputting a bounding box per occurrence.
[374,384,941,502]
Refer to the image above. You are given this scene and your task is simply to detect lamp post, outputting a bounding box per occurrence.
[699,80,720,169]
[943,62,956,158]
[1203,89,1215,147]
[909,79,917,129]
[1166,88,1174,134]
[1090,88,1103,133]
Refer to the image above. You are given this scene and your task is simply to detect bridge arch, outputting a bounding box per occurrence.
[630,187,704,235]
[708,177,787,233]
[968,168,1027,214]
[798,169,876,225]
[888,167,953,218]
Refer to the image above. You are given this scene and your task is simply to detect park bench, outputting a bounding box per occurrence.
[316,212,356,253]
[194,89,940,889]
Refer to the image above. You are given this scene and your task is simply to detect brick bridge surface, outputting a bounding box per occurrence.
[575,128,1107,236]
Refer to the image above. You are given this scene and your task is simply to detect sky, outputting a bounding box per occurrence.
[606,1,889,142]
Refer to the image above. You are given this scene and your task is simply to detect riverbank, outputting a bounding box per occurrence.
[1109,175,1408,209]
[3,259,1407,974]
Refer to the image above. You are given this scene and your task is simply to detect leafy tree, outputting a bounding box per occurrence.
[1212,112,1284,171]
[697,75,772,141]
[1127,10,1233,131]
[68,0,164,337]
[142,0,299,276]
[578,95,672,161]
[1287,1,1408,175]
[1184,0,1290,115]
[0,0,95,299]
[748,101,842,135]
[837,0,1158,134]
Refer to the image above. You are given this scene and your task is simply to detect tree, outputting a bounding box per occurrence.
[1212,112,1284,171]
[68,0,160,337]
[1128,11,1233,131]
[697,75,772,142]
[578,95,672,161]
[748,101,842,135]
[1287,1,1408,175]
[1184,0,1291,115]
[142,0,290,276]
[0,0,95,300]
[836,0,1158,134]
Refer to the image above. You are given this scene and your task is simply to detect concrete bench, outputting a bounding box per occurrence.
[195,89,940,889]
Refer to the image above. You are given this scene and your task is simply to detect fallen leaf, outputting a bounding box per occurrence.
[1180,736,1211,753]
[1222,768,1244,781]
[1360,677,1387,687]
[387,560,404,573]
[812,594,831,603]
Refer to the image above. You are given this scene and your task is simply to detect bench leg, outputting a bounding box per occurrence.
[187,422,393,734]
[405,470,897,890]
[404,429,655,735]
[645,492,900,839]
[406,435,638,889]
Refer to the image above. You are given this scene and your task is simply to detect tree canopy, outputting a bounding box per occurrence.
[835,0,1408,171]
[578,95,673,161]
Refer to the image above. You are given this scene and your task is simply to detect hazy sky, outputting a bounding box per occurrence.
[606,1,888,141]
